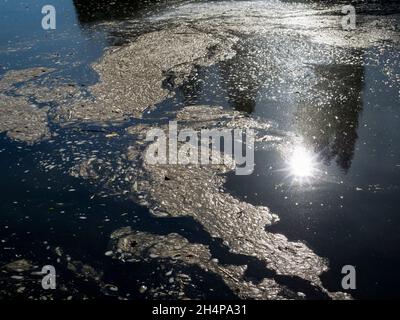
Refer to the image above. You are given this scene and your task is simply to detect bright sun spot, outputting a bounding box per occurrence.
[288,146,316,178]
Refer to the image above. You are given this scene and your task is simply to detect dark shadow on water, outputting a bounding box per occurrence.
[73,0,201,23]
[73,0,155,22]
[297,62,364,172]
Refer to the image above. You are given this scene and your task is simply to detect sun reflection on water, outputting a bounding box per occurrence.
[289,146,316,178]
[283,144,319,185]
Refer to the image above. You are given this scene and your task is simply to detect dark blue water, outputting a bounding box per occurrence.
[224,46,400,298]
[1,0,400,300]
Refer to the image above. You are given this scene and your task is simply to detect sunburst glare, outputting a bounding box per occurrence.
[279,144,320,185]
[289,146,316,178]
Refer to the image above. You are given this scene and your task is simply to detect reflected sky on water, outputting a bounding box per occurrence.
[0,0,399,299]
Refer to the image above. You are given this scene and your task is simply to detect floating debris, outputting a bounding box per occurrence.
[0,94,50,144]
